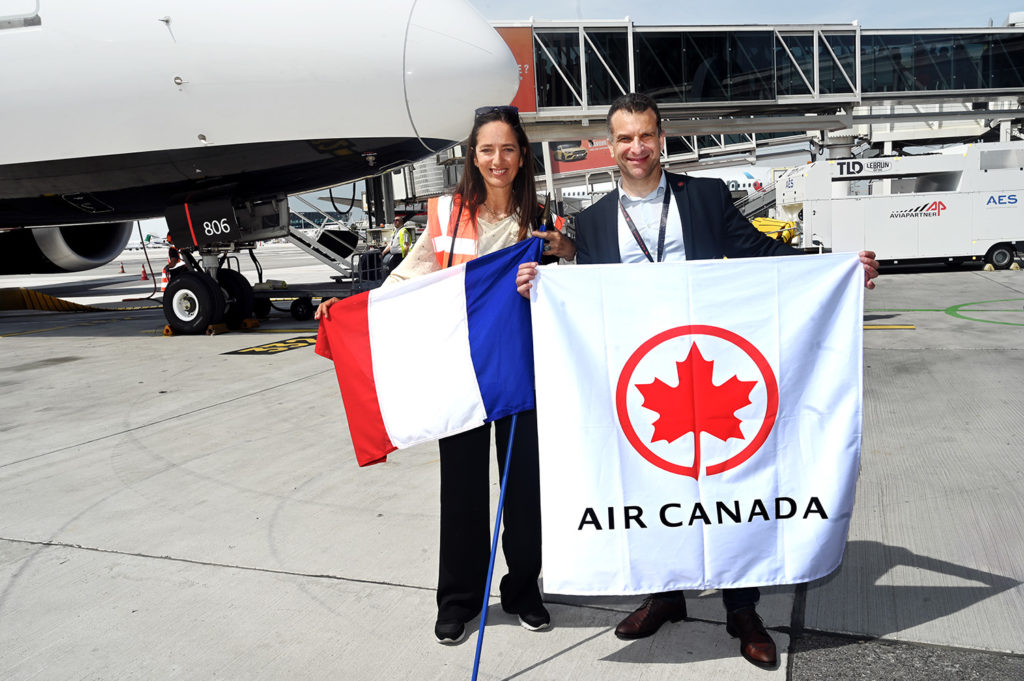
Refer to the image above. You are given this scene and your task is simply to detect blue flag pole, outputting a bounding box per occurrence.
[470,413,518,681]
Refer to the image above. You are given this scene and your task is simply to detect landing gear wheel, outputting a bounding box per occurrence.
[217,268,255,330]
[986,243,1015,270]
[163,270,226,335]
[290,297,314,321]
[253,297,272,319]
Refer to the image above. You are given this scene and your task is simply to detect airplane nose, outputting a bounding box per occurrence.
[404,0,519,151]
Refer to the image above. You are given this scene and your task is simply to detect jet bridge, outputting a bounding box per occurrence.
[484,19,1024,205]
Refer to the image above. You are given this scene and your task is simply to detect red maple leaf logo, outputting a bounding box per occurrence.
[635,343,757,470]
[617,325,779,478]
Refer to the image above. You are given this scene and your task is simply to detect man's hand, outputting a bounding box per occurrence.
[533,229,576,260]
[516,262,539,299]
[315,297,339,320]
[859,250,879,290]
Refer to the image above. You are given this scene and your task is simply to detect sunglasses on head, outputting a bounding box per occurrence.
[474,105,520,126]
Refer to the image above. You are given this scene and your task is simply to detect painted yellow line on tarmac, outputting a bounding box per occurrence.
[864,324,916,330]
[223,336,317,355]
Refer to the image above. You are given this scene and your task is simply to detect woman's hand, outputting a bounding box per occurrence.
[516,262,538,299]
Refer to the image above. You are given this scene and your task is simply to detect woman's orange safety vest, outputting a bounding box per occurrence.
[427,194,566,269]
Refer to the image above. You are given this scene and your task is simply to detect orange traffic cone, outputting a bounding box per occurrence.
[119,262,125,273]
[160,268,169,292]
[140,266,149,281]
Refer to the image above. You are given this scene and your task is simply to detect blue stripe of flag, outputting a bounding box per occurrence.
[464,238,543,421]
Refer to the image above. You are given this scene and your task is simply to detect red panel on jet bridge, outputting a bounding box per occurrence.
[496,27,537,114]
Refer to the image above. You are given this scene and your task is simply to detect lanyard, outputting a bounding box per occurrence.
[618,187,672,263]
[446,201,465,268]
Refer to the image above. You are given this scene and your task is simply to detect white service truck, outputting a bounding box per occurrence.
[775,142,1024,268]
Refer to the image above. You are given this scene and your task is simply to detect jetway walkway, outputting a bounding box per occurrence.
[367,18,1024,227]
[491,20,1024,169]
[498,21,1024,127]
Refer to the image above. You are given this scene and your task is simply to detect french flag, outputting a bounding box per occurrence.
[316,238,542,466]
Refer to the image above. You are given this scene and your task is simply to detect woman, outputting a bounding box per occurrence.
[316,106,573,645]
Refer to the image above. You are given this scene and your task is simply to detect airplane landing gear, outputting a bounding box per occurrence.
[217,268,255,330]
[163,270,225,334]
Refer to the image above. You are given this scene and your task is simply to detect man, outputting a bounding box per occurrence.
[383,215,415,276]
[517,92,878,668]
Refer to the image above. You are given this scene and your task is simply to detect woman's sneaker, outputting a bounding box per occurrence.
[517,605,551,631]
[434,619,467,645]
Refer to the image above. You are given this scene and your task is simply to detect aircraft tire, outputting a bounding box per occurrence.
[163,270,225,335]
[290,297,314,321]
[253,297,272,319]
[217,268,254,330]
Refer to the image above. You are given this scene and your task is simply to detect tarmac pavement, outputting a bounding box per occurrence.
[1,246,1022,680]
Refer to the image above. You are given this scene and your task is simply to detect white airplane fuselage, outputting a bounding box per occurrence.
[0,0,517,272]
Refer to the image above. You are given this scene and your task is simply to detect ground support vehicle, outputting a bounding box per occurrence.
[774,142,1024,267]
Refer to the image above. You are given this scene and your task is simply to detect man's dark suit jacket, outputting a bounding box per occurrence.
[575,171,802,264]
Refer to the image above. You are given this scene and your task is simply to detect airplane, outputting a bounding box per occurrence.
[687,168,772,200]
[555,166,777,215]
[0,0,518,331]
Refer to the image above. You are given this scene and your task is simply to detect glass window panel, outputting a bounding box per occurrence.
[637,30,775,104]
[758,130,797,142]
[665,136,692,156]
[776,33,814,96]
[910,35,955,90]
[697,134,721,150]
[862,35,921,91]
[949,34,986,89]
[907,35,952,90]
[988,34,1024,88]
[683,32,731,102]
[820,33,856,94]
[861,32,1024,92]
[535,32,582,108]
[728,32,775,101]
[635,32,686,103]
[584,29,629,106]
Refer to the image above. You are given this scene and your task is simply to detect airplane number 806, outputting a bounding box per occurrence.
[204,218,233,236]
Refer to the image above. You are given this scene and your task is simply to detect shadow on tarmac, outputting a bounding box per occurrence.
[803,540,1021,640]
[556,539,1021,666]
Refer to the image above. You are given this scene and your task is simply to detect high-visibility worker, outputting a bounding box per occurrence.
[389,216,414,258]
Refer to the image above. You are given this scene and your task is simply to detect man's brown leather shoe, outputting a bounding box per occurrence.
[725,608,777,667]
[614,595,687,640]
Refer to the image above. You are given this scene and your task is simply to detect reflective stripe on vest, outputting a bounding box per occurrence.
[397,227,413,257]
[427,195,568,269]
[427,195,479,269]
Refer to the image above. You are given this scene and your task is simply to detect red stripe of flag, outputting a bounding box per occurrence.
[315,292,395,466]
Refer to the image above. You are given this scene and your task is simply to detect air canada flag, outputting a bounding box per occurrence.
[530,253,863,595]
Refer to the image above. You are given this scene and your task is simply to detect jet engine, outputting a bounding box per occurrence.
[0,221,134,274]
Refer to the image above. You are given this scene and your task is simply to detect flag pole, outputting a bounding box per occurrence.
[471,207,545,678]
[470,413,518,681]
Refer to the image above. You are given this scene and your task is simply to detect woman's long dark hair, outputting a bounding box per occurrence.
[453,107,539,241]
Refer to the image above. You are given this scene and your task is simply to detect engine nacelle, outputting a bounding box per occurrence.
[0,221,133,273]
